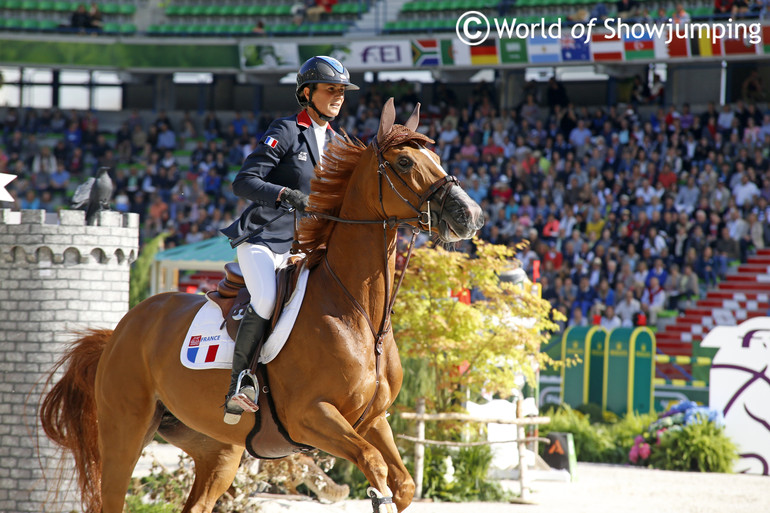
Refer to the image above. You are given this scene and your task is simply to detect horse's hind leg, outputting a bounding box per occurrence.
[363,415,415,512]
[158,418,243,513]
[96,377,160,513]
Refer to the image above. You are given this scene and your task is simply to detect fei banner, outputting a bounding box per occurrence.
[242,41,413,71]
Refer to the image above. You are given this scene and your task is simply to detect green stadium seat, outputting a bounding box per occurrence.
[156,24,175,35]
[164,4,180,16]
[4,18,23,29]
[189,5,205,16]
[401,2,418,12]
[39,19,59,30]
[231,5,247,16]
[261,5,279,16]
[21,18,39,30]
[691,6,712,17]
[175,5,192,16]
[404,19,422,31]
[119,22,135,34]
[218,5,235,16]
[202,5,216,16]
[6,0,23,9]
[103,21,120,33]
[275,4,292,15]
[223,23,241,34]
[37,0,54,11]
[20,0,37,9]
[117,3,134,15]
[395,20,410,32]
[184,24,203,34]
[52,0,69,10]
[244,4,262,16]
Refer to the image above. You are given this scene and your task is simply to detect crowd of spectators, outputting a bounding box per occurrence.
[2,77,770,331]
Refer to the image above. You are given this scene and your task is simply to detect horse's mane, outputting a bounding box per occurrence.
[296,125,434,268]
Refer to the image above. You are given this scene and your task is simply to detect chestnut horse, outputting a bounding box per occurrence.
[40,98,484,513]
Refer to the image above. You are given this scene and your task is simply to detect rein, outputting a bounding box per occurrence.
[308,137,457,429]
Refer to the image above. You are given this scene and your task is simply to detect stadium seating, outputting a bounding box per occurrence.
[0,0,747,37]
[384,0,726,34]
[155,0,365,37]
[0,0,137,34]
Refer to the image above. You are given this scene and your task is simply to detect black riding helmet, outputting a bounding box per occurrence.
[295,56,359,121]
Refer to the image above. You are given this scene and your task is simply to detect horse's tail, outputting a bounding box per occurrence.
[39,329,112,513]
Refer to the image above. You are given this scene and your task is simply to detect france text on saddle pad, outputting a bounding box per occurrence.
[180,267,310,370]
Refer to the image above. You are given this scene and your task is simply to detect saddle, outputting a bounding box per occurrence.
[206,260,303,340]
[206,259,312,459]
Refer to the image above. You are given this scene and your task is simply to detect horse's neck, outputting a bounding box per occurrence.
[324,219,397,323]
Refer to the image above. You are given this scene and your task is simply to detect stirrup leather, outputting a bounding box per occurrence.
[229,369,259,413]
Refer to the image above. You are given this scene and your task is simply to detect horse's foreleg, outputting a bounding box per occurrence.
[292,402,394,508]
[363,415,415,512]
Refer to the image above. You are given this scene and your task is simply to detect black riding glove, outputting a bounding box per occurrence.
[281,188,309,212]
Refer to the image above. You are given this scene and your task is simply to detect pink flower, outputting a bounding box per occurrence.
[629,444,639,464]
[634,435,644,445]
[639,443,651,460]
[656,429,665,445]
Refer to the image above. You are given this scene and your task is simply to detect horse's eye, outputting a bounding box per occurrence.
[397,157,412,170]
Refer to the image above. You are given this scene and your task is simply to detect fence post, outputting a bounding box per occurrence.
[414,397,426,499]
[516,398,529,501]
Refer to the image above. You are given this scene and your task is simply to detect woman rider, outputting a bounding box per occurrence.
[220,56,358,424]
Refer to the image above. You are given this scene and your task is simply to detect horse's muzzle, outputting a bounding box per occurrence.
[435,187,484,242]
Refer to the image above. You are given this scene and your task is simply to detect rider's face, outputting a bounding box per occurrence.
[307,83,346,118]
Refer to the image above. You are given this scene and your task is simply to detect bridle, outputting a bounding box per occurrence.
[304,136,458,429]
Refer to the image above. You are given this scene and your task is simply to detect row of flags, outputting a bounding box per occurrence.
[411,26,770,66]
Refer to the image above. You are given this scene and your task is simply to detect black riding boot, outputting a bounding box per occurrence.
[224,305,269,425]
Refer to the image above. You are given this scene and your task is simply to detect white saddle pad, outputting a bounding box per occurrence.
[180,266,310,370]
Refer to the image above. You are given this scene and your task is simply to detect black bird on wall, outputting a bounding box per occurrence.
[71,167,114,225]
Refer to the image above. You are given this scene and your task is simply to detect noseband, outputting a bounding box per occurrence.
[304,136,457,429]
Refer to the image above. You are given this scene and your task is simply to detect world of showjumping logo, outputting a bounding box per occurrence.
[455,11,762,47]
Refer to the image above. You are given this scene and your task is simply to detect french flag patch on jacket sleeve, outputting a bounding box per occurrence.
[264,136,278,148]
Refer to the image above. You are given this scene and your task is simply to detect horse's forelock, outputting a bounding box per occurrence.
[379,125,434,154]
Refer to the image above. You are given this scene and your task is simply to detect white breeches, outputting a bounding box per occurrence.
[236,243,291,318]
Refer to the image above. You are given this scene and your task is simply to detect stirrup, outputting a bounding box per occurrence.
[367,487,396,513]
[223,370,259,425]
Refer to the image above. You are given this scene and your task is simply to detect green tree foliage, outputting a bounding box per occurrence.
[129,233,167,308]
[393,240,562,412]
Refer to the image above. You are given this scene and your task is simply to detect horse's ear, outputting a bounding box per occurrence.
[378,97,396,142]
[404,102,421,132]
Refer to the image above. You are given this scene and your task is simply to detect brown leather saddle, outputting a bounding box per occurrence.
[206,260,312,459]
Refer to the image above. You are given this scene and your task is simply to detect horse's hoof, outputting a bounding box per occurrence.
[367,487,396,513]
